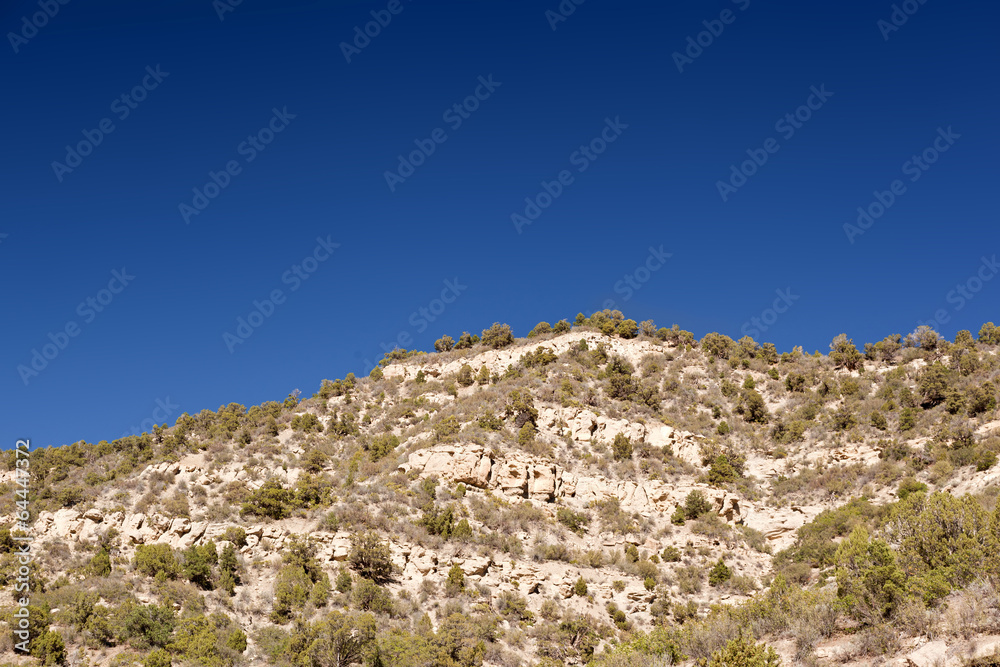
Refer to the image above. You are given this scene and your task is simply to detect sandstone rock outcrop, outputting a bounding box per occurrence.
[402,443,750,525]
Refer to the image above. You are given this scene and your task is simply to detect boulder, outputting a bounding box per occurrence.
[495,460,529,497]
[462,556,492,577]
[52,509,82,537]
[408,548,437,575]
[406,444,494,488]
[528,464,558,501]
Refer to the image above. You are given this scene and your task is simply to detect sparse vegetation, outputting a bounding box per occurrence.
[10,317,1000,666]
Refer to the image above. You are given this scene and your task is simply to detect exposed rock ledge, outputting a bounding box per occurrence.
[399,443,747,524]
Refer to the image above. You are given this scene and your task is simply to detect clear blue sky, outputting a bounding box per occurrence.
[2,0,998,448]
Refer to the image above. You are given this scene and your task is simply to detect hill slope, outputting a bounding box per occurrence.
[3,314,1000,667]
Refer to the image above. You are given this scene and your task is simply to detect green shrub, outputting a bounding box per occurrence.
[310,572,331,607]
[497,590,532,621]
[677,565,703,594]
[606,602,627,629]
[290,413,322,433]
[968,383,997,416]
[616,319,639,339]
[219,544,240,596]
[521,347,558,369]
[706,633,781,667]
[556,507,589,534]
[528,322,552,337]
[366,433,399,462]
[831,406,857,431]
[168,612,246,667]
[771,420,806,444]
[335,568,353,594]
[702,333,734,359]
[182,542,218,590]
[898,408,917,432]
[32,630,66,666]
[434,335,455,352]
[420,504,457,537]
[222,527,247,548]
[870,411,888,430]
[145,649,171,667]
[115,601,176,648]
[305,612,378,667]
[918,362,952,407]
[434,416,461,440]
[271,565,313,622]
[446,564,465,596]
[481,323,515,349]
[673,600,699,624]
[348,532,394,584]
[708,455,741,485]
[683,490,713,521]
[476,412,503,431]
[594,498,638,534]
[134,544,180,580]
[737,389,769,424]
[612,434,633,461]
[886,491,995,604]
[455,332,477,349]
[834,526,905,623]
[896,477,927,500]
[775,496,882,568]
[661,546,681,562]
[708,559,731,586]
[517,422,536,447]
[785,374,806,392]
[457,365,474,387]
[505,389,538,428]
[830,334,863,370]
[352,578,393,614]
[604,356,660,409]
[240,480,296,520]
[89,548,112,577]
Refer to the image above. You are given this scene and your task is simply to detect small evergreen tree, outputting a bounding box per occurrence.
[706,633,781,667]
[708,558,731,586]
[348,532,393,584]
[446,563,465,596]
[528,321,552,337]
[481,322,515,349]
[611,433,633,461]
[434,335,455,352]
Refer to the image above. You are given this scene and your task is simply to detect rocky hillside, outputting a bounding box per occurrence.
[3,312,1000,667]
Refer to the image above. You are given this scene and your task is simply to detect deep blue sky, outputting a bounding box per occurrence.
[2,0,998,448]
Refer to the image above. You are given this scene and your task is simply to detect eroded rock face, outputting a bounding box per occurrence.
[743,505,810,550]
[409,444,494,488]
[402,443,751,528]
[535,407,706,468]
